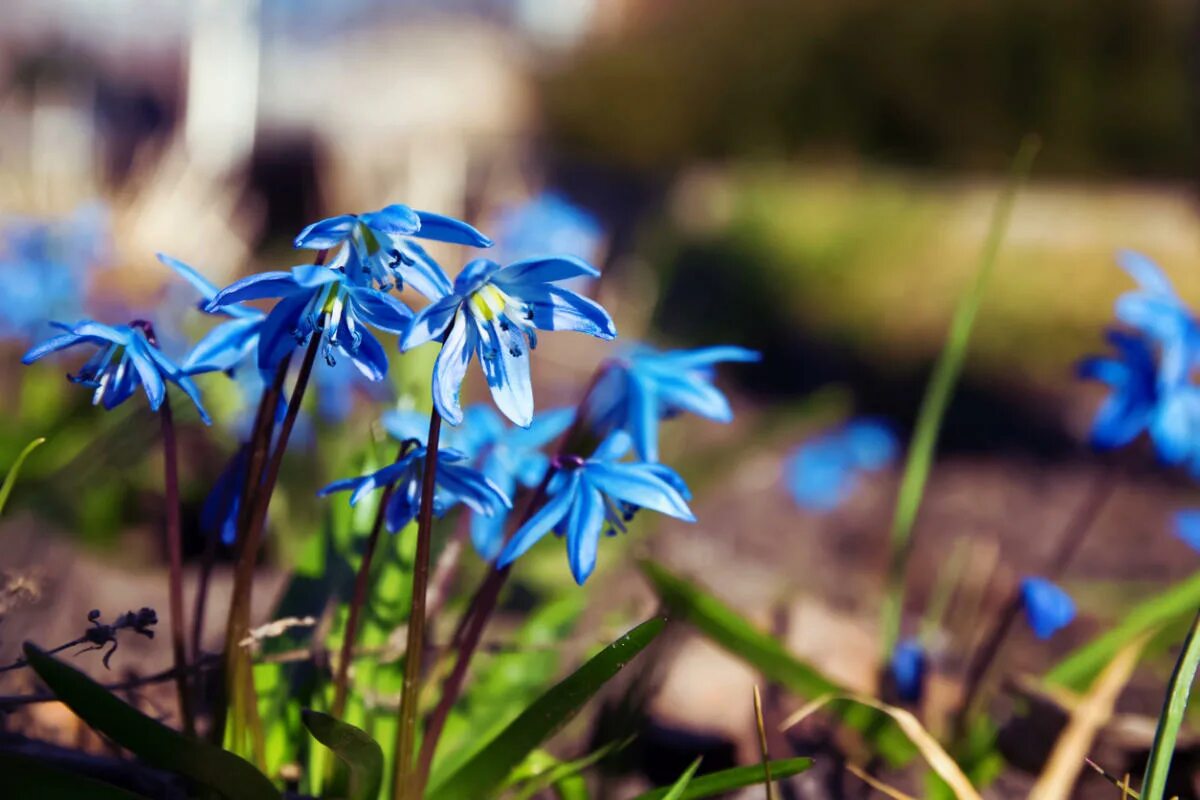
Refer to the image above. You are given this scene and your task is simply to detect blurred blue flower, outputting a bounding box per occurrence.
[202,445,249,546]
[23,319,210,423]
[493,192,602,263]
[0,204,110,339]
[384,405,574,558]
[157,253,265,374]
[497,432,694,585]
[1113,251,1200,385]
[889,639,926,703]
[402,256,616,428]
[786,419,898,512]
[586,344,760,462]
[319,445,510,533]
[207,255,412,380]
[1079,329,1200,470]
[295,204,491,298]
[1174,509,1200,553]
[1020,577,1076,640]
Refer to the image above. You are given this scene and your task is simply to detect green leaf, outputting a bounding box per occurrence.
[0,436,44,515]
[1046,570,1200,690]
[878,136,1040,657]
[1142,610,1200,800]
[660,757,702,800]
[0,752,150,799]
[426,616,666,800]
[509,737,633,800]
[301,710,383,800]
[639,560,911,763]
[632,758,813,800]
[23,643,280,800]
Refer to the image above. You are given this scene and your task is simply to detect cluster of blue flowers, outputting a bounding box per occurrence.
[22,201,757,584]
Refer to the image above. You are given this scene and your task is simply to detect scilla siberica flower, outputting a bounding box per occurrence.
[295,203,491,298]
[1020,577,1076,640]
[384,405,574,559]
[586,344,760,462]
[207,251,412,379]
[401,256,617,428]
[157,254,264,374]
[786,418,898,512]
[23,320,210,423]
[319,445,510,534]
[497,432,694,585]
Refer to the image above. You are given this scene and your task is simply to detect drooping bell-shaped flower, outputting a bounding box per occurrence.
[1020,577,1076,640]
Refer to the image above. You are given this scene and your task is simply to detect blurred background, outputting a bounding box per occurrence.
[1,1,1200,796]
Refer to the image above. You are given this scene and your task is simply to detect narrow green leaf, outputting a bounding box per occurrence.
[0,752,150,799]
[1046,571,1200,690]
[23,643,280,800]
[0,436,45,515]
[878,136,1040,658]
[426,616,666,800]
[639,560,911,762]
[510,737,633,800]
[661,757,702,800]
[301,710,383,800]
[1142,609,1200,800]
[632,758,813,800]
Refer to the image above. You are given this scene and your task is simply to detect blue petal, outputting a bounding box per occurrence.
[173,374,213,424]
[505,284,616,340]
[382,409,432,445]
[432,308,476,425]
[477,315,534,428]
[183,317,261,374]
[208,271,299,310]
[295,214,357,249]
[413,210,493,247]
[256,292,310,374]
[496,471,580,567]
[125,338,167,411]
[1175,510,1200,552]
[157,253,220,302]
[70,321,133,346]
[401,294,459,350]
[453,259,503,296]
[661,346,762,368]
[591,431,634,462]
[391,240,454,301]
[566,483,606,585]
[583,461,695,521]
[291,264,344,289]
[344,325,389,382]
[1020,577,1076,640]
[843,419,899,471]
[347,287,412,335]
[471,510,507,561]
[653,370,733,423]
[1116,249,1175,295]
[360,204,421,235]
[492,255,599,285]
[1150,390,1200,465]
[22,332,87,364]
[889,639,926,703]
[628,376,659,461]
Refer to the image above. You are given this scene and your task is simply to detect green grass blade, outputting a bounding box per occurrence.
[1046,571,1200,690]
[879,136,1040,658]
[632,758,813,800]
[1142,609,1200,800]
[510,737,633,800]
[660,757,702,800]
[301,710,383,800]
[0,436,45,515]
[0,752,151,799]
[639,560,912,763]
[23,643,280,800]
[426,616,666,800]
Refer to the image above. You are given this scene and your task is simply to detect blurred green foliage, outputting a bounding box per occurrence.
[544,0,1195,178]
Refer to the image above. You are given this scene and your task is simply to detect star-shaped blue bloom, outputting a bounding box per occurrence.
[889,639,926,703]
[295,204,491,298]
[207,255,412,380]
[22,319,210,423]
[1020,577,1076,640]
[383,405,574,558]
[157,253,265,375]
[586,344,760,462]
[786,418,898,512]
[401,256,617,428]
[496,433,694,585]
[319,445,511,534]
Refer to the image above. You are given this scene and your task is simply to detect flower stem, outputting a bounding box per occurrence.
[393,408,442,800]
[159,392,195,736]
[331,442,410,721]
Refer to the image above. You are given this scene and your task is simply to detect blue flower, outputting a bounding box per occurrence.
[586,344,760,461]
[786,418,898,512]
[493,192,603,263]
[1113,251,1200,385]
[496,433,694,585]
[295,204,491,298]
[1174,510,1200,553]
[383,405,574,558]
[157,254,265,374]
[402,256,617,428]
[207,256,412,379]
[1020,577,1076,640]
[1079,329,1200,469]
[22,320,210,423]
[319,445,511,533]
[889,639,926,703]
